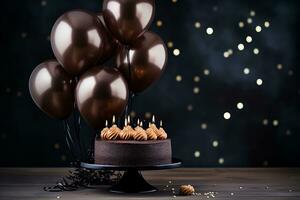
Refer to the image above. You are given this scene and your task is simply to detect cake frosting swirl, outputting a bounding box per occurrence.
[119,125,134,140]
[146,126,157,140]
[133,126,147,140]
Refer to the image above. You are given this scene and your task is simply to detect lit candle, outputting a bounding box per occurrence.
[152,115,155,123]
[127,115,131,124]
[112,115,115,124]
[160,120,163,127]
[105,120,108,127]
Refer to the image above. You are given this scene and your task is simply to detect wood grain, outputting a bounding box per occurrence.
[0,168,299,199]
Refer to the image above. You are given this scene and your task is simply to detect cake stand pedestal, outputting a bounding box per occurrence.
[81,158,181,193]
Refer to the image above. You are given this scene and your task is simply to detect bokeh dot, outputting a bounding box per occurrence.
[156,20,163,27]
[193,76,200,82]
[253,48,259,54]
[255,25,262,32]
[193,87,200,94]
[223,51,229,58]
[256,78,263,86]
[243,68,250,74]
[250,10,256,16]
[212,140,219,147]
[194,21,201,29]
[277,64,283,70]
[218,158,224,164]
[262,119,268,125]
[273,120,279,126]
[175,75,182,82]
[167,41,174,48]
[223,112,231,119]
[187,104,193,111]
[206,27,214,35]
[264,21,270,28]
[173,49,180,56]
[237,102,244,109]
[194,150,200,158]
[204,69,210,75]
[246,36,252,43]
[201,123,207,130]
[247,18,252,24]
[238,43,244,51]
[238,21,244,28]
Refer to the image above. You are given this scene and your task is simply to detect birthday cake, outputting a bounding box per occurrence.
[94,116,172,166]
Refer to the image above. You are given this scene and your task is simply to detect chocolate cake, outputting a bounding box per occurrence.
[95,139,172,166]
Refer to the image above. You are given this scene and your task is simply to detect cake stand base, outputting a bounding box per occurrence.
[81,158,181,193]
[110,169,156,193]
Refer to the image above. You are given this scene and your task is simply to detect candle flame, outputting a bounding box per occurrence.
[112,115,115,124]
[152,115,155,123]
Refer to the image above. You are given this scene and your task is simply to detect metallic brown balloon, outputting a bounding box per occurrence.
[102,0,155,45]
[29,60,75,119]
[76,67,128,129]
[51,10,110,75]
[96,13,120,63]
[117,31,167,93]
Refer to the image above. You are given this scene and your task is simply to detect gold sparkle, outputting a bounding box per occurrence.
[156,20,163,27]
[194,150,200,158]
[203,69,210,75]
[212,140,219,147]
[194,21,201,29]
[173,49,180,56]
[167,41,174,48]
[193,87,200,94]
[253,48,259,54]
[201,123,207,130]
[238,21,244,28]
[171,0,177,3]
[175,75,182,82]
[193,76,200,82]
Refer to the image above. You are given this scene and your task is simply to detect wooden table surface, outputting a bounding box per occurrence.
[0,168,299,200]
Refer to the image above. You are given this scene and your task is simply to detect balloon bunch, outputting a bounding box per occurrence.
[29,0,167,130]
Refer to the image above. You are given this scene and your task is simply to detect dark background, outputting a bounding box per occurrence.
[0,0,299,167]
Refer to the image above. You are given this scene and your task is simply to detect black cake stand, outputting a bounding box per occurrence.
[81,158,181,193]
